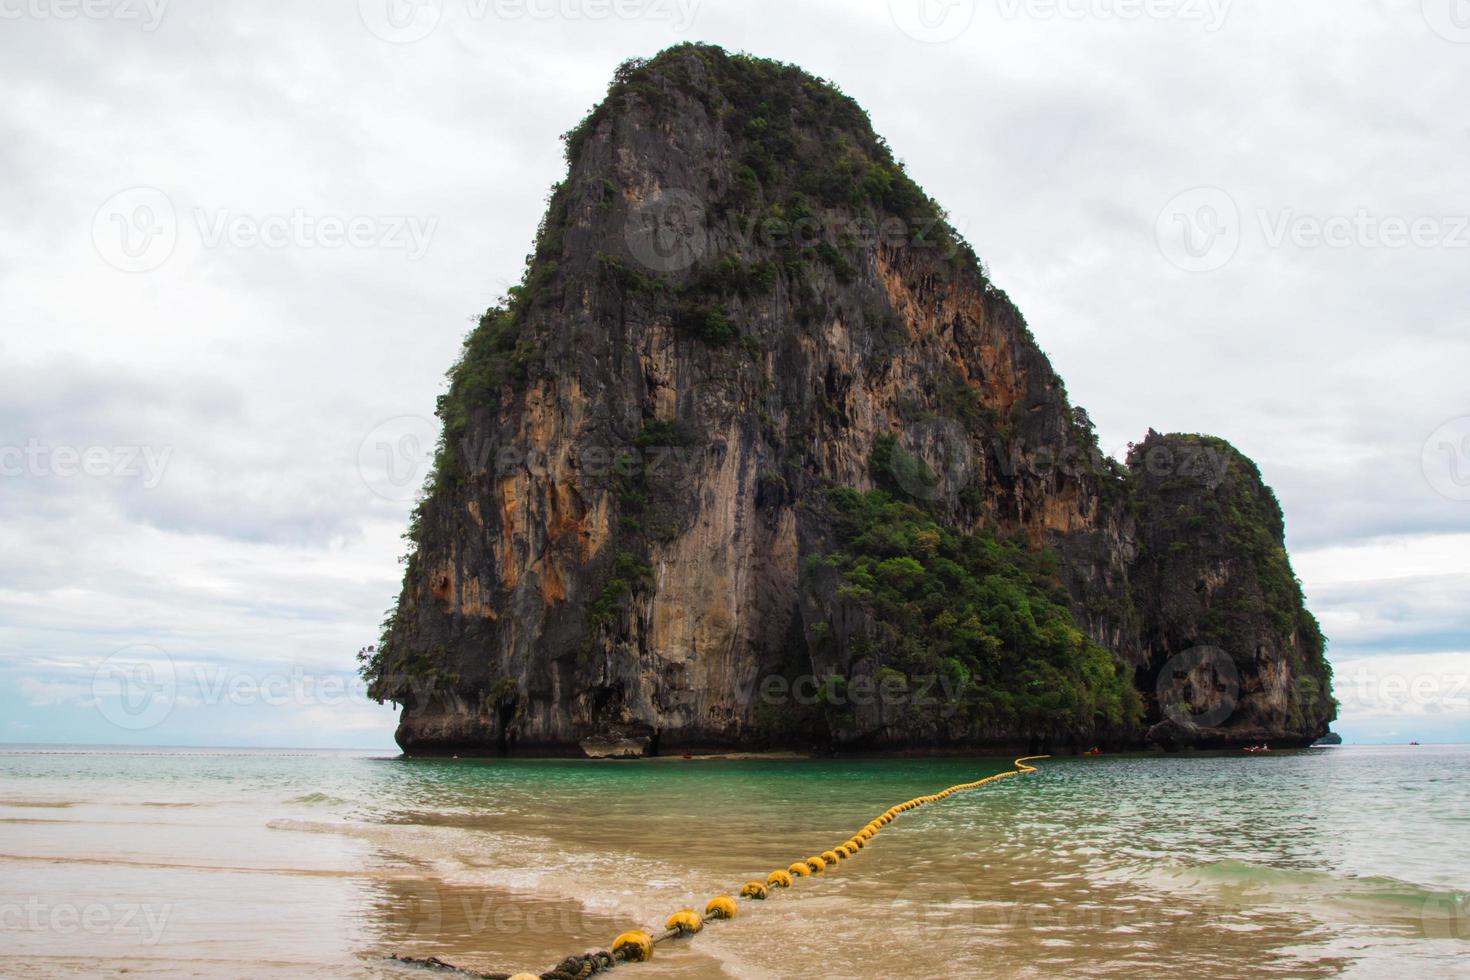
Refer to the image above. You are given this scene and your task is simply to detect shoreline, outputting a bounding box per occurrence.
[397,743,1333,762]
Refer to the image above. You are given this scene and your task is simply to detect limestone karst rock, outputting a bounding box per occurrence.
[361,45,1335,755]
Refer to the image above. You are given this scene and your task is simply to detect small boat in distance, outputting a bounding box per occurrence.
[1244,745,1272,754]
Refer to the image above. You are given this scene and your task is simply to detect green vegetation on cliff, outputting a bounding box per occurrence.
[813,486,1143,738]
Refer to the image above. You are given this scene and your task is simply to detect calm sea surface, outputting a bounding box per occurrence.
[1,745,1466,978]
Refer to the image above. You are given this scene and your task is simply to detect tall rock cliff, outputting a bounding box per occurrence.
[361,44,1335,754]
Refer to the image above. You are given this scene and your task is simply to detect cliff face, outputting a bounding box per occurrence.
[362,44,1335,754]
[1127,432,1335,748]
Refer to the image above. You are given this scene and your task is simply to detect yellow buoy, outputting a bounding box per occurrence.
[665,909,703,935]
[805,856,827,874]
[741,880,769,900]
[768,869,794,888]
[788,862,811,877]
[821,849,841,865]
[612,930,654,962]
[706,895,738,920]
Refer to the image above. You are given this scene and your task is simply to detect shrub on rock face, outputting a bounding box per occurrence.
[811,487,1143,740]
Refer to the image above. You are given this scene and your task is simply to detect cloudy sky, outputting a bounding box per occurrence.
[1,0,1466,749]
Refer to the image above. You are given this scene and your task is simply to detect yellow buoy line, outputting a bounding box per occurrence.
[392,756,1048,980]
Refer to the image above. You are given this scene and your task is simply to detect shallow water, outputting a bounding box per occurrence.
[1,745,1466,978]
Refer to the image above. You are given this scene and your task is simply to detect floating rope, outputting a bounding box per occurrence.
[390,756,1048,979]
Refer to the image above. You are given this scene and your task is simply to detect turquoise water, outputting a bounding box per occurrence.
[1,745,1466,977]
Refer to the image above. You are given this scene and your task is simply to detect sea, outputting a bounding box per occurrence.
[1,744,1466,978]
